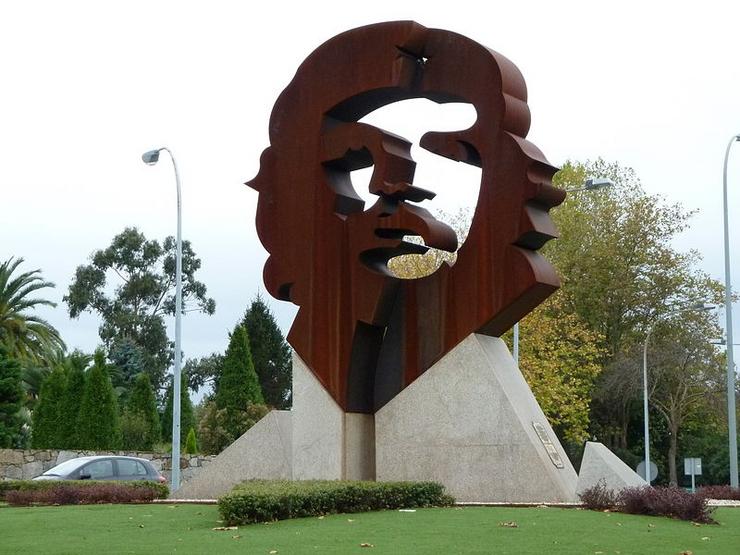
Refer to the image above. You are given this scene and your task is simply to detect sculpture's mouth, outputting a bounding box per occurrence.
[357,193,457,276]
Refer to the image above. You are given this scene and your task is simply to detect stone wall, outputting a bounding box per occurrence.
[0,449,216,483]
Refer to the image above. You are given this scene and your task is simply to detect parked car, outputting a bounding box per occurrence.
[32,455,167,483]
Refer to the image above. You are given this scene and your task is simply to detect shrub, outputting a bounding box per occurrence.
[218,480,454,526]
[578,479,617,511]
[618,486,714,523]
[696,485,740,501]
[1,480,168,505]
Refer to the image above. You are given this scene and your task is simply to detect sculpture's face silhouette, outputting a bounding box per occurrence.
[248,21,565,412]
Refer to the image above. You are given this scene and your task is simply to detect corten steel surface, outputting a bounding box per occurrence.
[247,21,565,413]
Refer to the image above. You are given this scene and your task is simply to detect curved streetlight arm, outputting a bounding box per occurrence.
[722,134,740,487]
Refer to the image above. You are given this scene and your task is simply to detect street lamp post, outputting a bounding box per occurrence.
[722,134,740,488]
[512,177,615,365]
[142,147,183,492]
[641,303,715,482]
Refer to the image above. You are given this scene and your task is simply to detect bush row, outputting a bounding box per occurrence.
[0,480,168,504]
[579,481,714,523]
[219,480,454,525]
[696,485,740,500]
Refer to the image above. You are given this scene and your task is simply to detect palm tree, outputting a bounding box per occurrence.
[0,257,65,363]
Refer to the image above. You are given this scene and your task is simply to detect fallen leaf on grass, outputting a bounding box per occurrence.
[648,524,655,528]
[138,524,144,528]
[269,551,278,554]
[360,543,374,548]
[212,526,238,531]
[692,522,701,527]
[498,521,518,528]
[398,509,416,513]
[679,551,693,555]
[232,535,241,540]
[317,516,324,520]
[347,519,355,523]
[701,537,710,541]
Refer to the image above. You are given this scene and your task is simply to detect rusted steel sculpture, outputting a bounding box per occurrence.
[248,21,565,413]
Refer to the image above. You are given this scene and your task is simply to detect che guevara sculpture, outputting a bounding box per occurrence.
[247,21,564,413]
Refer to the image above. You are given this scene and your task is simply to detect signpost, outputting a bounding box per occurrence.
[684,457,702,493]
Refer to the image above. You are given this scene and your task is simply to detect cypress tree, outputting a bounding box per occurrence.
[216,325,264,411]
[161,371,195,445]
[124,372,161,450]
[241,294,292,408]
[60,362,86,448]
[75,350,121,450]
[31,366,68,448]
[0,345,23,448]
[184,427,197,454]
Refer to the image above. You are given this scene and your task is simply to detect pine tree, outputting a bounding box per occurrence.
[241,294,292,408]
[31,366,67,448]
[161,371,195,446]
[217,325,264,411]
[0,345,23,448]
[123,372,161,450]
[75,350,121,449]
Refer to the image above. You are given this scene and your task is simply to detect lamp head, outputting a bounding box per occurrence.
[142,149,161,166]
[688,302,716,311]
[584,178,615,190]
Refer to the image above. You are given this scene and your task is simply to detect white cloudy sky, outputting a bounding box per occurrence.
[2,1,739,372]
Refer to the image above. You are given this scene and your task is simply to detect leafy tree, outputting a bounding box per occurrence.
[184,353,224,393]
[240,294,292,408]
[0,257,65,364]
[645,314,724,485]
[197,400,269,455]
[0,344,24,448]
[511,295,605,447]
[161,371,195,446]
[31,366,67,448]
[184,427,198,454]
[548,159,724,451]
[123,372,161,450]
[75,350,121,450]
[64,227,215,393]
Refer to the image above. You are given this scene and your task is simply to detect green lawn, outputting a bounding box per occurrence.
[0,504,738,554]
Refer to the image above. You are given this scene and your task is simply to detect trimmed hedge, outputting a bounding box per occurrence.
[219,480,454,525]
[0,480,168,504]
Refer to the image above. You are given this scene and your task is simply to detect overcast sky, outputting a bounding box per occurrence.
[2,1,739,380]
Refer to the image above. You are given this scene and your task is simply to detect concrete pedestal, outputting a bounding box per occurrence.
[292,353,375,480]
[375,334,578,502]
[175,334,579,502]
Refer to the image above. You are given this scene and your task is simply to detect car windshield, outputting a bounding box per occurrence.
[42,458,88,476]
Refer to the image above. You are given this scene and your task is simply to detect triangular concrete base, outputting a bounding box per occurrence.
[576,441,647,497]
[174,334,579,502]
[375,334,578,502]
[171,410,292,499]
